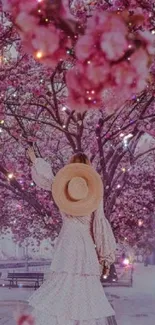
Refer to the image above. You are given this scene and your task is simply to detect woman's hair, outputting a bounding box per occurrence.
[69,152,90,165]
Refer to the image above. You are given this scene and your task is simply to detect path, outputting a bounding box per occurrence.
[106,264,155,325]
[0,264,154,325]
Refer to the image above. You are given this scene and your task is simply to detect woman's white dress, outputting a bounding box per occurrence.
[28,158,117,325]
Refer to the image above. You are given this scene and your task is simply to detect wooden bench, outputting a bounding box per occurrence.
[7,272,44,290]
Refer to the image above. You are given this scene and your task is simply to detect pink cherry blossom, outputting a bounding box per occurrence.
[138,30,155,56]
[2,0,36,15]
[109,48,149,101]
[75,35,95,61]
[15,12,38,33]
[100,29,128,61]
[2,0,19,11]
[86,11,109,36]
[130,48,149,92]
[87,11,127,35]
[111,62,134,87]
[86,12,129,62]
[31,26,60,55]
[66,68,83,93]
[85,56,110,85]
[66,65,102,112]
[19,1,37,13]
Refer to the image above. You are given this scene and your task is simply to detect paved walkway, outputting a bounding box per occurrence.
[0,302,27,325]
[0,265,154,325]
[0,288,31,325]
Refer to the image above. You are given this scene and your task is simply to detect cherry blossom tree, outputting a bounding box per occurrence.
[0,0,155,247]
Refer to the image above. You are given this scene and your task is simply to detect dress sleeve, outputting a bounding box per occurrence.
[92,199,116,267]
[31,158,54,191]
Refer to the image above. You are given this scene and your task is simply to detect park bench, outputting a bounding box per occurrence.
[7,272,44,290]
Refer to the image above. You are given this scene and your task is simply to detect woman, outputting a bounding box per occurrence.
[27,148,117,325]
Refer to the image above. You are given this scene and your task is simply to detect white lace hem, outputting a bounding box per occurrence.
[32,310,110,325]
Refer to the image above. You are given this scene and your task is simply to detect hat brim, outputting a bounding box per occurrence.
[52,163,103,217]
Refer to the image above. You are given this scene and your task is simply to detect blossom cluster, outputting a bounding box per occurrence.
[3,0,74,68]
[3,0,155,113]
[66,11,154,112]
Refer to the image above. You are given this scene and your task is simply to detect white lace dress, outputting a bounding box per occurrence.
[28,158,117,325]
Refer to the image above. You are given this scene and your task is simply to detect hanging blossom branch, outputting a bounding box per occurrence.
[3,0,155,113]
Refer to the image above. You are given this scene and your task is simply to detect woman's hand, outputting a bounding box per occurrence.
[26,147,36,163]
[100,259,110,277]
[103,265,110,277]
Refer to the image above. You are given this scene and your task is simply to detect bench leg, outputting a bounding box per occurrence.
[35,281,39,290]
[9,279,14,289]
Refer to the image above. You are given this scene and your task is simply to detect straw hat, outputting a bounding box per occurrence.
[52,163,103,216]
